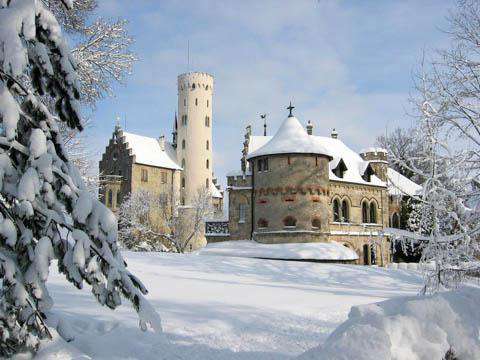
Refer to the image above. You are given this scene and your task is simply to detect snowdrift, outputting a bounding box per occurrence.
[197,240,359,261]
[298,286,480,360]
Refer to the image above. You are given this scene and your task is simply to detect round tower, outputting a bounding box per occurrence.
[359,147,388,181]
[177,72,214,205]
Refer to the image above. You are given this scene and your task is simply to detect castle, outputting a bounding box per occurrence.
[99,72,223,249]
[222,105,421,265]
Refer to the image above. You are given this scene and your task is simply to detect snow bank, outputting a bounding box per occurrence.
[197,240,359,261]
[299,286,480,360]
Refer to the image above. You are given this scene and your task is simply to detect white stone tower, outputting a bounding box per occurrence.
[177,72,214,205]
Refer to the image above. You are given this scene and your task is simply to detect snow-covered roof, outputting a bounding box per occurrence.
[387,168,422,197]
[210,182,223,198]
[359,147,387,154]
[247,116,333,159]
[119,131,181,170]
[243,122,385,187]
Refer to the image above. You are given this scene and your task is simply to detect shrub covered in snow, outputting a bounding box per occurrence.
[0,1,159,356]
[299,287,480,360]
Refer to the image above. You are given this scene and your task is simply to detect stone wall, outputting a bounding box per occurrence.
[227,173,253,240]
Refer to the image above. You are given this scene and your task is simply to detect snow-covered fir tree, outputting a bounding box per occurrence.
[0,1,159,356]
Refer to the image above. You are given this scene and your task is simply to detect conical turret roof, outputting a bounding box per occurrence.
[247,115,332,159]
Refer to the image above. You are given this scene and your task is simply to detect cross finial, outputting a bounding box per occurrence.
[287,102,295,117]
[260,113,267,136]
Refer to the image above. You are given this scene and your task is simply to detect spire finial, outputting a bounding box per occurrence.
[115,115,121,129]
[287,102,295,117]
[260,113,267,136]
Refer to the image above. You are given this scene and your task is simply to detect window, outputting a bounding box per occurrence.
[239,204,246,223]
[263,157,268,171]
[206,140,209,150]
[182,177,185,188]
[333,199,340,222]
[205,116,210,127]
[287,156,291,165]
[315,156,318,166]
[206,178,209,188]
[182,139,186,149]
[141,169,148,182]
[312,217,321,229]
[116,191,121,207]
[206,85,209,90]
[341,200,350,222]
[182,158,185,168]
[184,98,186,106]
[182,115,188,126]
[113,152,118,161]
[192,83,196,89]
[258,158,263,172]
[362,201,369,223]
[195,98,198,106]
[161,172,167,184]
[181,198,185,205]
[257,157,268,172]
[369,202,377,223]
[107,190,113,207]
[333,159,347,178]
[283,216,297,227]
[206,159,209,169]
[207,99,209,107]
[392,213,400,228]
[258,218,268,228]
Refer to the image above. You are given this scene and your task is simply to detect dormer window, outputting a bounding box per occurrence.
[362,164,375,182]
[333,159,347,178]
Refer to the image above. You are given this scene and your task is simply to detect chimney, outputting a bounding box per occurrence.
[331,128,338,139]
[158,135,165,151]
[306,120,313,135]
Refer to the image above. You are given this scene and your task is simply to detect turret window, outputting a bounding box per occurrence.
[182,139,186,149]
[205,116,210,127]
[182,158,186,168]
[206,178,209,188]
[206,140,209,150]
[392,213,400,228]
[116,191,121,207]
[283,216,297,227]
[107,190,113,207]
[192,83,196,89]
[207,99,209,107]
[195,98,198,106]
[161,172,167,184]
[184,98,186,106]
[206,159,209,169]
[182,115,188,126]
[257,157,268,172]
[239,203,246,223]
[182,178,185,189]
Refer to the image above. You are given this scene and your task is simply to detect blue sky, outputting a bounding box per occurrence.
[86,0,455,188]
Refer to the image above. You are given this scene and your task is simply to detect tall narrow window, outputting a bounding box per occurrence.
[206,159,209,169]
[116,191,121,207]
[183,98,186,106]
[258,158,263,172]
[182,159,186,169]
[161,172,167,184]
[341,200,349,222]
[370,202,377,223]
[206,178,209,188]
[181,178,185,189]
[263,157,269,171]
[206,140,209,150]
[207,99,209,107]
[195,98,198,106]
[192,83,196,89]
[182,139,186,149]
[362,201,369,223]
[108,190,113,207]
[392,213,400,228]
[205,116,210,127]
[333,199,340,222]
[239,204,246,223]
[141,169,148,182]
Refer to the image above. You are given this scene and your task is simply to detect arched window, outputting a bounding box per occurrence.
[312,217,321,229]
[107,189,113,207]
[192,83,196,89]
[258,218,268,228]
[182,139,186,149]
[206,85,209,90]
[392,213,400,228]
[181,178,185,188]
[182,158,186,168]
[369,201,377,223]
[341,200,349,222]
[116,191,121,207]
[283,216,297,227]
[362,201,369,223]
[195,98,198,106]
[206,140,209,150]
[333,199,340,222]
[239,203,246,223]
[206,159,209,169]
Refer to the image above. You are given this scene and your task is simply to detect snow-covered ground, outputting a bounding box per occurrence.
[37,252,423,359]
[197,240,359,261]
